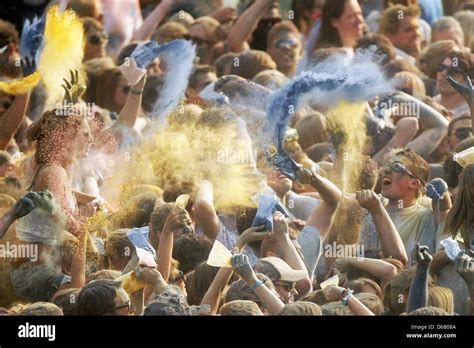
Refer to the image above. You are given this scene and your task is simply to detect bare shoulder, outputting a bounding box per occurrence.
[35,164,68,190]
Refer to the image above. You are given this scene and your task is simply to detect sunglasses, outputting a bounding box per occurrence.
[122,85,131,94]
[437,63,464,76]
[173,270,187,283]
[88,31,109,45]
[453,127,472,140]
[383,161,425,185]
[274,37,299,48]
[275,281,296,293]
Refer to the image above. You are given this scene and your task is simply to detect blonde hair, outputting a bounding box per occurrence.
[455,11,474,52]
[380,5,420,35]
[394,71,426,99]
[419,40,458,79]
[428,286,454,314]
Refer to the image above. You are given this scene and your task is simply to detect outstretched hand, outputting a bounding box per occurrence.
[231,253,256,283]
[426,178,448,201]
[454,253,474,289]
[446,74,474,104]
[62,69,85,104]
[119,57,147,87]
[236,224,270,250]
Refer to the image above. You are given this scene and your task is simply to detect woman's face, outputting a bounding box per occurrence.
[84,25,108,61]
[113,76,129,109]
[70,118,93,159]
[331,0,365,46]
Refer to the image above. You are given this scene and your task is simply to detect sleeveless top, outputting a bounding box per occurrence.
[15,164,75,245]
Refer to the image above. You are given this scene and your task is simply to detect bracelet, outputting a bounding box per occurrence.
[248,279,266,291]
[130,88,143,95]
[341,288,354,306]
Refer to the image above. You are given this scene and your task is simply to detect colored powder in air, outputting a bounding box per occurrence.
[37,6,85,108]
[326,101,367,244]
[101,108,263,213]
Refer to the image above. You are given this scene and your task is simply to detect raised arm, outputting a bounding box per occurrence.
[446,74,473,133]
[273,211,312,296]
[297,167,343,238]
[157,206,188,282]
[407,244,432,312]
[454,253,474,315]
[227,0,274,53]
[0,93,30,150]
[192,180,221,240]
[201,266,233,315]
[323,285,375,316]
[232,253,285,315]
[131,0,173,42]
[112,59,147,132]
[356,190,408,264]
[334,257,398,288]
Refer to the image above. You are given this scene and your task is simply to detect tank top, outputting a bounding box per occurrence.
[15,164,74,245]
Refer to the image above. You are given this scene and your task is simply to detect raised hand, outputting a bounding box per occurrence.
[62,69,85,104]
[162,206,193,236]
[272,211,289,238]
[446,74,474,104]
[21,56,36,76]
[236,224,270,250]
[119,57,147,87]
[231,253,256,283]
[323,285,346,302]
[296,167,316,185]
[454,253,474,289]
[413,243,432,267]
[356,190,382,212]
[426,178,448,201]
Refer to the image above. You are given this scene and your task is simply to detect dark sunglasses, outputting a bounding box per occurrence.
[173,270,187,283]
[454,127,472,140]
[275,281,296,293]
[437,63,464,76]
[383,161,425,185]
[122,85,131,94]
[88,31,109,45]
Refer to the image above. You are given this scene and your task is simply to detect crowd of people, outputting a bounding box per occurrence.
[0,0,474,316]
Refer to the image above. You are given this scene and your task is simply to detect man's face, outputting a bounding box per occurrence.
[436,57,467,94]
[266,168,292,197]
[274,280,297,304]
[381,155,421,201]
[388,16,421,56]
[0,40,21,78]
[267,31,302,76]
[448,118,472,150]
[84,25,108,61]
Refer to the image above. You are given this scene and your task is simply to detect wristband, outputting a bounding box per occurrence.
[249,279,265,291]
[341,288,354,306]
